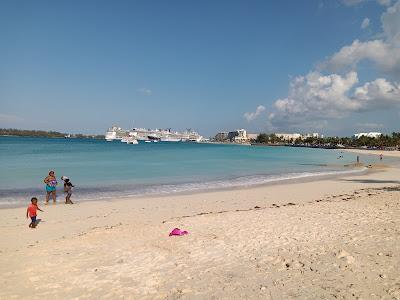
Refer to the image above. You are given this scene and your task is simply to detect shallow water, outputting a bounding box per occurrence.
[0,136,391,207]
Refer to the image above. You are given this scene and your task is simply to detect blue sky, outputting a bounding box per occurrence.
[0,0,399,137]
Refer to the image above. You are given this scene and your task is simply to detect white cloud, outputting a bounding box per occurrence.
[262,72,400,130]
[137,88,152,96]
[382,0,400,46]
[361,17,370,29]
[326,1,400,76]
[325,39,400,75]
[246,1,400,132]
[244,105,266,121]
[269,72,360,124]
[353,78,400,107]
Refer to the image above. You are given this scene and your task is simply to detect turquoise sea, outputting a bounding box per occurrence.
[0,136,391,208]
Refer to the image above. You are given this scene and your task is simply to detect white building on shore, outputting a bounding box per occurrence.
[303,133,322,139]
[274,132,323,141]
[246,133,259,140]
[275,133,302,141]
[228,129,248,143]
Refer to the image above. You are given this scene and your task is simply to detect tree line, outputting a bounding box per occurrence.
[0,128,104,139]
[254,132,400,149]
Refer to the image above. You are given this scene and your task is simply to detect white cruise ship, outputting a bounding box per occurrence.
[105,126,203,143]
[105,126,128,141]
[129,127,203,142]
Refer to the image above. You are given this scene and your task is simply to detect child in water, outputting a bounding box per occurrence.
[26,197,43,228]
[61,176,74,204]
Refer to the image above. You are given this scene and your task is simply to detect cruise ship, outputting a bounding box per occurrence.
[105,126,128,141]
[105,126,203,143]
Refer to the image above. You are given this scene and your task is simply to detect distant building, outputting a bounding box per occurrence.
[247,133,259,141]
[228,129,248,143]
[275,133,302,141]
[275,132,323,141]
[303,133,322,139]
[214,132,228,142]
[354,132,382,139]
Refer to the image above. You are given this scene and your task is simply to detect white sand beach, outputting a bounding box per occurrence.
[1,166,399,299]
[341,148,400,158]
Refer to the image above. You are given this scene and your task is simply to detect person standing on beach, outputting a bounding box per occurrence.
[44,170,57,204]
[61,176,74,204]
[26,197,43,228]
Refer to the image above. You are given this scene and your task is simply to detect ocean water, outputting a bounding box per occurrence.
[0,136,390,207]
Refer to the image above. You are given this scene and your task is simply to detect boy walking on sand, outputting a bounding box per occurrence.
[26,197,43,228]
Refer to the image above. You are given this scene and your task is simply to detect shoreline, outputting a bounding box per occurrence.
[0,164,371,209]
[1,164,399,298]
[341,147,400,158]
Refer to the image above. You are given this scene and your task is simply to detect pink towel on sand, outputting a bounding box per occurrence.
[169,228,188,236]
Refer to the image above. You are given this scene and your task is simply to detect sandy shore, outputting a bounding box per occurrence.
[1,166,399,299]
[342,148,400,158]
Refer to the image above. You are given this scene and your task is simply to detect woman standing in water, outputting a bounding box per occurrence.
[44,170,57,204]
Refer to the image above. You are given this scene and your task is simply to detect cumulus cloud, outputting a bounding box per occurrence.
[246,1,400,132]
[353,78,400,107]
[325,39,400,74]
[137,88,152,96]
[361,17,370,29]
[382,0,400,46]
[244,105,266,121]
[259,72,400,130]
[273,72,360,118]
[325,1,400,76]
[267,72,359,129]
